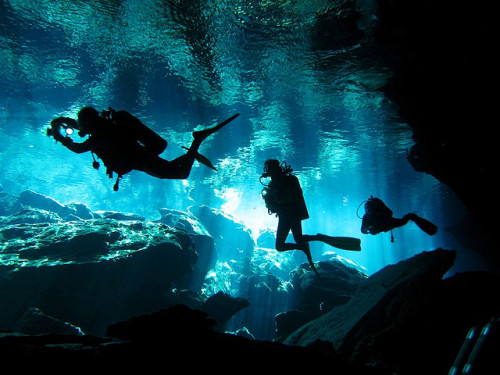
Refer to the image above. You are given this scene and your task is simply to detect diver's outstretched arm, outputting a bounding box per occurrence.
[49,119,92,154]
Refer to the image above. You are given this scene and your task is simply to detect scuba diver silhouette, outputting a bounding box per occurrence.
[260,159,361,278]
[359,195,438,241]
[48,107,239,190]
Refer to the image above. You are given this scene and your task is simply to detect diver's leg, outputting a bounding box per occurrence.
[134,153,195,180]
[277,219,313,252]
[291,222,320,278]
[164,152,197,179]
[275,218,295,252]
[290,221,308,250]
[404,213,438,235]
[389,216,411,230]
[302,234,320,242]
[144,146,220,179]
[307,234,361,251]
[180,137,219,172]
[172,114,239,172]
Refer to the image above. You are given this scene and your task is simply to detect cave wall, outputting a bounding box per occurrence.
[374,0,497,262]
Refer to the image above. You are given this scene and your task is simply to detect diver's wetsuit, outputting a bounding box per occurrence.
[53,111,202,180]
[265,171,320,277]
[270,173,310,251]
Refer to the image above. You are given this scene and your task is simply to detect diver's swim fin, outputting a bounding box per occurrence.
[214,113,240,130]
[302,249,321,279]
[182,146,217,170]
[193,113,240,142]
[315,234,361,251]
[194,152,217,171]
[411,215,438,236]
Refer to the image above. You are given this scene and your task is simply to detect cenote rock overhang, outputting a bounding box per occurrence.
[375,0,497,266]
[1,188,499,374]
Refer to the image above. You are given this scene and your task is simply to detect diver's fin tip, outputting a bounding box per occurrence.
[316,234,362,251]
[196,152,217,170]
[411,215,438,236]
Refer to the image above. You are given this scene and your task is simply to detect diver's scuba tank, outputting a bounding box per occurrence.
[358,196,393,236]
[102,108,168,155]
[364,196,393,218]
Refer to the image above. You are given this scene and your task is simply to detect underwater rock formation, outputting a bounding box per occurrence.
[2,189,497,373]
[290,256,368,317]
[283,249,500,374]
[0,187,23,216]
[156,207,216,290]
[0,304,392,374]
[284,249,457,347]
[0,218,199,335]
[1,247,497,374]
[341,271,500,375]
[274,256,369,341]
[18,190,95,221]
[13,307,84,336]
[6,189,497,373]
[0,188,376,342]
[0,190,253,336]
[190,204,255,261]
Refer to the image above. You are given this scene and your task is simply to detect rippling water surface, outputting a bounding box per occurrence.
[0,0,483,275]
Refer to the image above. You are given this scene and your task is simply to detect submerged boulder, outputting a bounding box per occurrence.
[0,187,22,216]
[0,190,257,338]
[273,255,367,342]
[190,205,255,262]
[157,208,211,237]
[1,189,99,224]
[94,210,145,221]
[0,218,199,335]
[198,291,250,330]
[106,304,216,343]
[13,306,84,336]
[0,206,62,225]
[255,228,276,249]
[283,249,500,374]
[284,249,457,348]
[19,190,85,221]
[290,255,368,317]
[341,270,500,375]
[157,208,216,290]
[0,304,389,373]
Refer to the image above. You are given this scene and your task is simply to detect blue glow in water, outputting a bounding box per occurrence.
[0,0,494,339]
[0,0,486,271]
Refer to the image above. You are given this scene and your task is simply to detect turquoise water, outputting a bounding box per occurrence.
[0,0,489,282]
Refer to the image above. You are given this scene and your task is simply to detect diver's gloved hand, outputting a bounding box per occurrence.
[50,118,62,129]
[49,118,64,141]
[49,117,78,141]
[51,117,74,128]
[49,117,73,143]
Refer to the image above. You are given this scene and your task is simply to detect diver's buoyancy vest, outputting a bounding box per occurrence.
[262,175,309,220]
[262,186,279,214]
[364,196,393,218]
[106,109,168,155]
[95,108,168,191]
[361,196,393,235]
